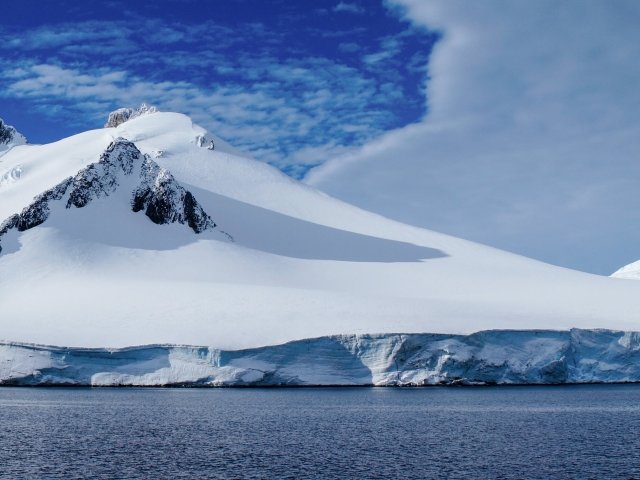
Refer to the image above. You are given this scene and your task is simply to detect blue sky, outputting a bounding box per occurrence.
[0,0,438,177]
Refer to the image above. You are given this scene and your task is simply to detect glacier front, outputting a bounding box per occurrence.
[2,329,640,387]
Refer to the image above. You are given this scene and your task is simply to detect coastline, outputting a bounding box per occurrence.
[2,328,639,387]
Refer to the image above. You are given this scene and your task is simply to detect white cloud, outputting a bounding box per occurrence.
[333,2,365,14]
[307,0,640,275]
[338,42,361,53]
[6,22,131,50]
[1,60,386,172]
[0,11,435,178]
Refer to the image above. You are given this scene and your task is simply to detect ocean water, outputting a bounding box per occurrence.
[0,385,639,479]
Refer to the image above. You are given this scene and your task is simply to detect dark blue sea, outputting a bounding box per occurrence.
[0,385,639,479]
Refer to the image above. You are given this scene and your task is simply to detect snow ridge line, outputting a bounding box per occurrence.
[0,138,217,253]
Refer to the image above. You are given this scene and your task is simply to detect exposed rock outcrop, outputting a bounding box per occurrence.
[0,119,14,145]
[17,179,73,231]
[0,118,27,156]
[66,139,138,208]
[195,134,215,150]
[0,138,217,253]
[133,158,215,233]
[104,103,158,128]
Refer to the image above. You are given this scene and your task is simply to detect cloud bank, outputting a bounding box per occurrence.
[307,0,640,275]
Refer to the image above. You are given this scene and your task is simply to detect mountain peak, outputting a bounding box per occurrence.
[0,137,218,254]
[0,118,27,156]
[104,103,159,128]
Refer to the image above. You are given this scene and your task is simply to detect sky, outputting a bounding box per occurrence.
[1,0,639,275]
[0,0,437,178]
[310,0,640,275]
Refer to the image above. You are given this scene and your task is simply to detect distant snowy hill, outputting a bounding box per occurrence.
[1,106,640,371]
[612,260,640,280]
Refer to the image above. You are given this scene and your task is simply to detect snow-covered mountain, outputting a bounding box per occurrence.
[0,138,219,253]
[1,106,640,385]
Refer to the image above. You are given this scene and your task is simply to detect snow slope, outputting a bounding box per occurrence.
[1,110,640,353]
[612,261,640,280]
[3,329,640,386]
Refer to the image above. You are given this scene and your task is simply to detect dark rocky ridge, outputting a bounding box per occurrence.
[0,118,26,148]
[0,138,217,253]
[132,156,215,233]
[0,119,14,145]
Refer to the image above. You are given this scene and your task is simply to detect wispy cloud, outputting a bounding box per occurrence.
[0,4,437,177]
[6,22,131,50]
[2,59,392,176]
[333,2,365,14]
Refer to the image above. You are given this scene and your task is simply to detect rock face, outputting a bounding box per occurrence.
[67,140,138,208]
[1,329,640,386]
[8,179,72,233]
[0,118,27,156]
[104,103,158,128]
[132,157,215,233]
[0,138,216,253]
[0,119,14,145]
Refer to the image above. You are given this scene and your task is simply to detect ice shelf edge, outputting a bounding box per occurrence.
[1,329,640,386]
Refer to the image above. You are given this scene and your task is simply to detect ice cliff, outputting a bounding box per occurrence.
[2,329,639,387]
